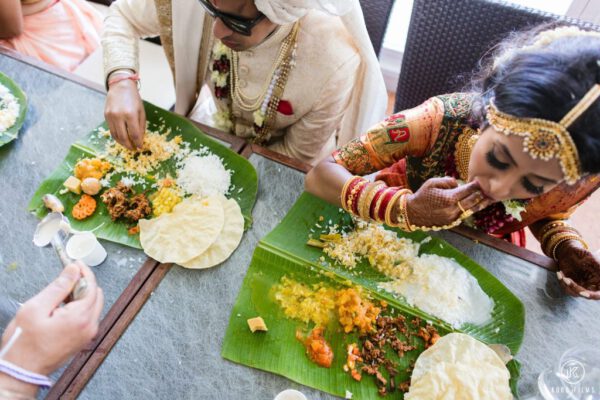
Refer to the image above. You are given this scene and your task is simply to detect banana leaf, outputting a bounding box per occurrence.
[0,71,28,147]
[28,102,258,249]
[222,192,525,399]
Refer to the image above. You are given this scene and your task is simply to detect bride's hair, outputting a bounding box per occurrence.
[469,23,600,174]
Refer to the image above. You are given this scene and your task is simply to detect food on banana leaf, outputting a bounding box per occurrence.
[100,182,151,222]
[274,277,382,334]
[349,315,440,396]
[379,254,494,328]
[74,157,111,180]
[247,317,268,333]
[181,196,244,269]
[404,333,511,400]
[63,176,82,194]
[0,82,20,133]
[81,177,102,195]
[323,221,420,273]
[296,327,333,368]
[42,194,64,213]
[126,194,152,221]
[104,130,183,176]
[273,277,337,327]
[319,220,494,328]
[138,195,225,264]
[72,194,97,220]
[177,154,231,197]
[336,288,380,334]
[150,187,182,217]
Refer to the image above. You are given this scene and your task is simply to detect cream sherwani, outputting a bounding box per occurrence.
[102,0,361,165]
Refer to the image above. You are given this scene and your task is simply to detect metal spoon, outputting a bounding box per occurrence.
[33,212,87,301]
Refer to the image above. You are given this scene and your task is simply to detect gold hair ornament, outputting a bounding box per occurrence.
[486,79,600,184]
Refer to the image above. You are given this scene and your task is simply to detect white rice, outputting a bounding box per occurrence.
[379,254,494,328]
[176,154,231,197]
[0,83,20,133]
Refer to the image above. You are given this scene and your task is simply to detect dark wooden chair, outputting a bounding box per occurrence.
[394,0,600,112]
[359,0,396,56]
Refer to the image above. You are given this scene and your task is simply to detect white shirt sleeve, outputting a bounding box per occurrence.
[102,0,162,81]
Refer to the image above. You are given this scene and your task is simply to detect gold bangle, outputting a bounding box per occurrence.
[341,176,360,211]
[550,235,589,260]
[398,192,412,231]
[541,227,580,250]
[360,181,386,220]
[346,179,368,214]
[385,189,409,228]
[541,225,580,245]
[356,182,372,220]
[539,219,570,237]
[542,229,584,256]
[544,232,586,259]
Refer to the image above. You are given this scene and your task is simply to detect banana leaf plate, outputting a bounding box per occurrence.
[0,71,28,147]
[29,102,258,249]
[222,192,524,399]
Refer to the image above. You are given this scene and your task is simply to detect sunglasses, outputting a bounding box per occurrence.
[198,0,266,36]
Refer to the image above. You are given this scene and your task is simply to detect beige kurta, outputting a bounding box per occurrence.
[102,0,361,165]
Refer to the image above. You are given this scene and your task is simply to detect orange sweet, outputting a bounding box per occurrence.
[72,194,97,220]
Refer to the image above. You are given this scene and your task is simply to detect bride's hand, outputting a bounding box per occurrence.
[555,240,600,300]
[405,177,492,228]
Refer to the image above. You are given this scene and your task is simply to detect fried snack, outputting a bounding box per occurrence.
[74,158,111,180]
[72,194,97,220]
[124,194,151,222]
[101,184,129,220]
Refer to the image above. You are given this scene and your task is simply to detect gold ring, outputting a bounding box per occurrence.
[457,200,467,214]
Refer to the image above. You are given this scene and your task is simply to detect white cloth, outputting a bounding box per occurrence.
[254,0,354,24]
[255,0,387,145]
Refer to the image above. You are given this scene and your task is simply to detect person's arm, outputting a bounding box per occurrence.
[0,0,23,39]
[102,0,161,81]
[102,0,161,150]
[305,97,445,206]
[531,214,600,299]
[0,262,103,398]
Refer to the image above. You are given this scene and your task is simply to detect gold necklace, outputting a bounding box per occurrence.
[230,22,300,111]
[454,127,479,181]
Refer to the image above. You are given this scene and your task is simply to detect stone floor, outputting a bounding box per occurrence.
[386,92,598,255]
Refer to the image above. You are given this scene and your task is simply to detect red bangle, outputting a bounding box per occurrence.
[108,73,140,87]
[377,188,398,222]
[369,186,386,221]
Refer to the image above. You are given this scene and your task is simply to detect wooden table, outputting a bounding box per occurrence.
[1,46,598,400]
